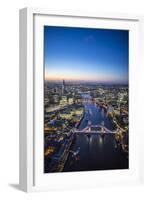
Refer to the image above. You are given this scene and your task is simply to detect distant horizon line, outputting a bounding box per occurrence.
[44,79,128,85]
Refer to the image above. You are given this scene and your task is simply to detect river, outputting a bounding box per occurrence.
[63,94,128,172]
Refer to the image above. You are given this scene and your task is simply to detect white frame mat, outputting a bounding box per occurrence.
[19,8,144,192]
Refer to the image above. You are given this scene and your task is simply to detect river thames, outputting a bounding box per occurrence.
[63,94,128,172]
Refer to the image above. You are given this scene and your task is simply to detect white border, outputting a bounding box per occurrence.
[19,8,144,192]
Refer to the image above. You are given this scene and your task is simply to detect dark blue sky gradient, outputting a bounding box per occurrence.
[44,26,128,84]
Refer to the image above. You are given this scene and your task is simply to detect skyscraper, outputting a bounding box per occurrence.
[62,79,66,94]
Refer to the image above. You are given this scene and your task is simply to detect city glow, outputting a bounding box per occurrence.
[44,26,129,173]
[45,64,127,83]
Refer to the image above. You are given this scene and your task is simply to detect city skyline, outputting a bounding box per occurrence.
[44,26,129,173]
[44,26,128,84]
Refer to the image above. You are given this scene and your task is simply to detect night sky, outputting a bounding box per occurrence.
[44,26,128,84]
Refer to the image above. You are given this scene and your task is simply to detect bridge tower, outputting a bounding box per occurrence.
[101,121,104,126]
[101,121,105,136]
[88,120,91,131]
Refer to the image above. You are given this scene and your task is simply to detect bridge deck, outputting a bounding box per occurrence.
[74,131,116,134]
[74,124,117,134]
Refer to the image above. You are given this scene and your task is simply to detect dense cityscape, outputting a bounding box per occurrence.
[44,26,129,173]
[44,80,128,172]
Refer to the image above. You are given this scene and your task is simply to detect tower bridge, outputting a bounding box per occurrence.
[74,123,118,135]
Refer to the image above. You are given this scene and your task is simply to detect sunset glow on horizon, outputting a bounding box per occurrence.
[45,66,127,84]
[44,26,128,84]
